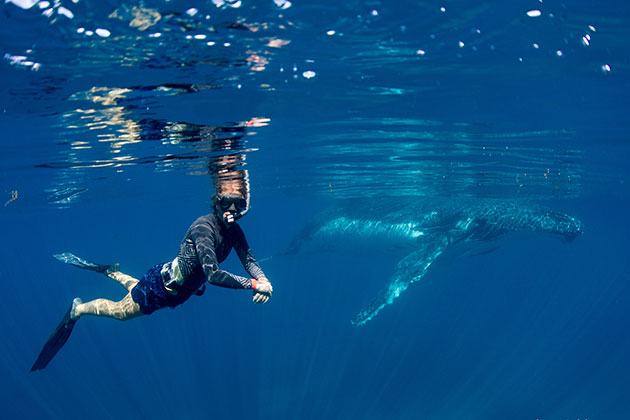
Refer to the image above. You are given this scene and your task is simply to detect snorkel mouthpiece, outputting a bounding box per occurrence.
[213,193,248,225]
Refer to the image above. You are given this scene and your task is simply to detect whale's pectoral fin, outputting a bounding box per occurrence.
[351,236,448,326]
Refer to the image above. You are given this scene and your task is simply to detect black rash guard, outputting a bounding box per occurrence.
[163,213,265,300]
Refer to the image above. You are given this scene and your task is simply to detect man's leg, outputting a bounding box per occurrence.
[74,293,143,321]
[106,271,139,292]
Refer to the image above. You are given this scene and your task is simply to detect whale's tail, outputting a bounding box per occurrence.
[275,210,333,257]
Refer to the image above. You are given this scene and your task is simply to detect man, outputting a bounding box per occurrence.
[31,189,272,371]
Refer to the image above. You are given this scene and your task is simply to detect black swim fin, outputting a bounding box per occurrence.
[30,300,80,372]
[53,252,118,275]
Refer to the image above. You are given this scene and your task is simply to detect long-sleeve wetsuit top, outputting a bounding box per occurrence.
[164,213,265,304]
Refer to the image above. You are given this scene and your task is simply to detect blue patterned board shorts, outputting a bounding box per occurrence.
[131,263,177,315]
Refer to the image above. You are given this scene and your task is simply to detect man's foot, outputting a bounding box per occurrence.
[70,297,82,320]
[53,253,118,276]
[31,300,81,372]
[104,263,120,276]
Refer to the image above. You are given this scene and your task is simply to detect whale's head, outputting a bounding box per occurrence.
[548,211,584,242]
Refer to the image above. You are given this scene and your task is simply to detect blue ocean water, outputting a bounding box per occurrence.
[1,0,629,418]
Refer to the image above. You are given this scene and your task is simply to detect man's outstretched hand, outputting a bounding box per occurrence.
[252,278,273,304]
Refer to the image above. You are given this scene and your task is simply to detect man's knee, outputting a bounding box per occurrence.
[114,311,141,321]
[116,302,143,321]
[114,312,131,321]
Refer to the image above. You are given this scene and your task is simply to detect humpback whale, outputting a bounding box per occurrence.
[284,198,583,326]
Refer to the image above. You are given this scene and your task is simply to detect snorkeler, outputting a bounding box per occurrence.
[31,187,272,372]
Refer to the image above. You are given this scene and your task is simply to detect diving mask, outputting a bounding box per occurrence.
[215,194,249,224]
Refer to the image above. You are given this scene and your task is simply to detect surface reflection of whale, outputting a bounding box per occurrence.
[283,198,583,326]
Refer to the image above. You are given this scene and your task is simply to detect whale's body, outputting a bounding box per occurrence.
[286,198,582,325]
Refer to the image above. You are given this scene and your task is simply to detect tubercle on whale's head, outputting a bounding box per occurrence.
[557,214,584,242]
[569,218,584,240]
[533,208,583,242]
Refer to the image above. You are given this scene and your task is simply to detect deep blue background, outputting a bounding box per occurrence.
[1,0,630,419]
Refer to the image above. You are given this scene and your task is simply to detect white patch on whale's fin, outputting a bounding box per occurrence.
[352,236,448,326]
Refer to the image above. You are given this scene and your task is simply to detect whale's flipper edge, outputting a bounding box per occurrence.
[351,236,448,326]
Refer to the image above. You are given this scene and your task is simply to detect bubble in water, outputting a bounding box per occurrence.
[274,0,292,9]
[302,70,316,79]
[95,28,111,38]
[527,10,542,17]
[57,6,73,18]
[7,0,38,9]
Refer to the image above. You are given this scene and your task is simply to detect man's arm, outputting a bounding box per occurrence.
[232,224,266,280]
[232,224,272,304]
[190,221,253,289]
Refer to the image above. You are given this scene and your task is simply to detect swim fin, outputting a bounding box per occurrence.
[53,252,118,275]
[30,299,81,372]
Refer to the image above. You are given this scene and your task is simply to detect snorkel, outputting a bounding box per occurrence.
[213,193,249,225]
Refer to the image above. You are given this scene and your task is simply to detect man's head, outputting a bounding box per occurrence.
[214,192,249,225]
[211,164,250,225]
